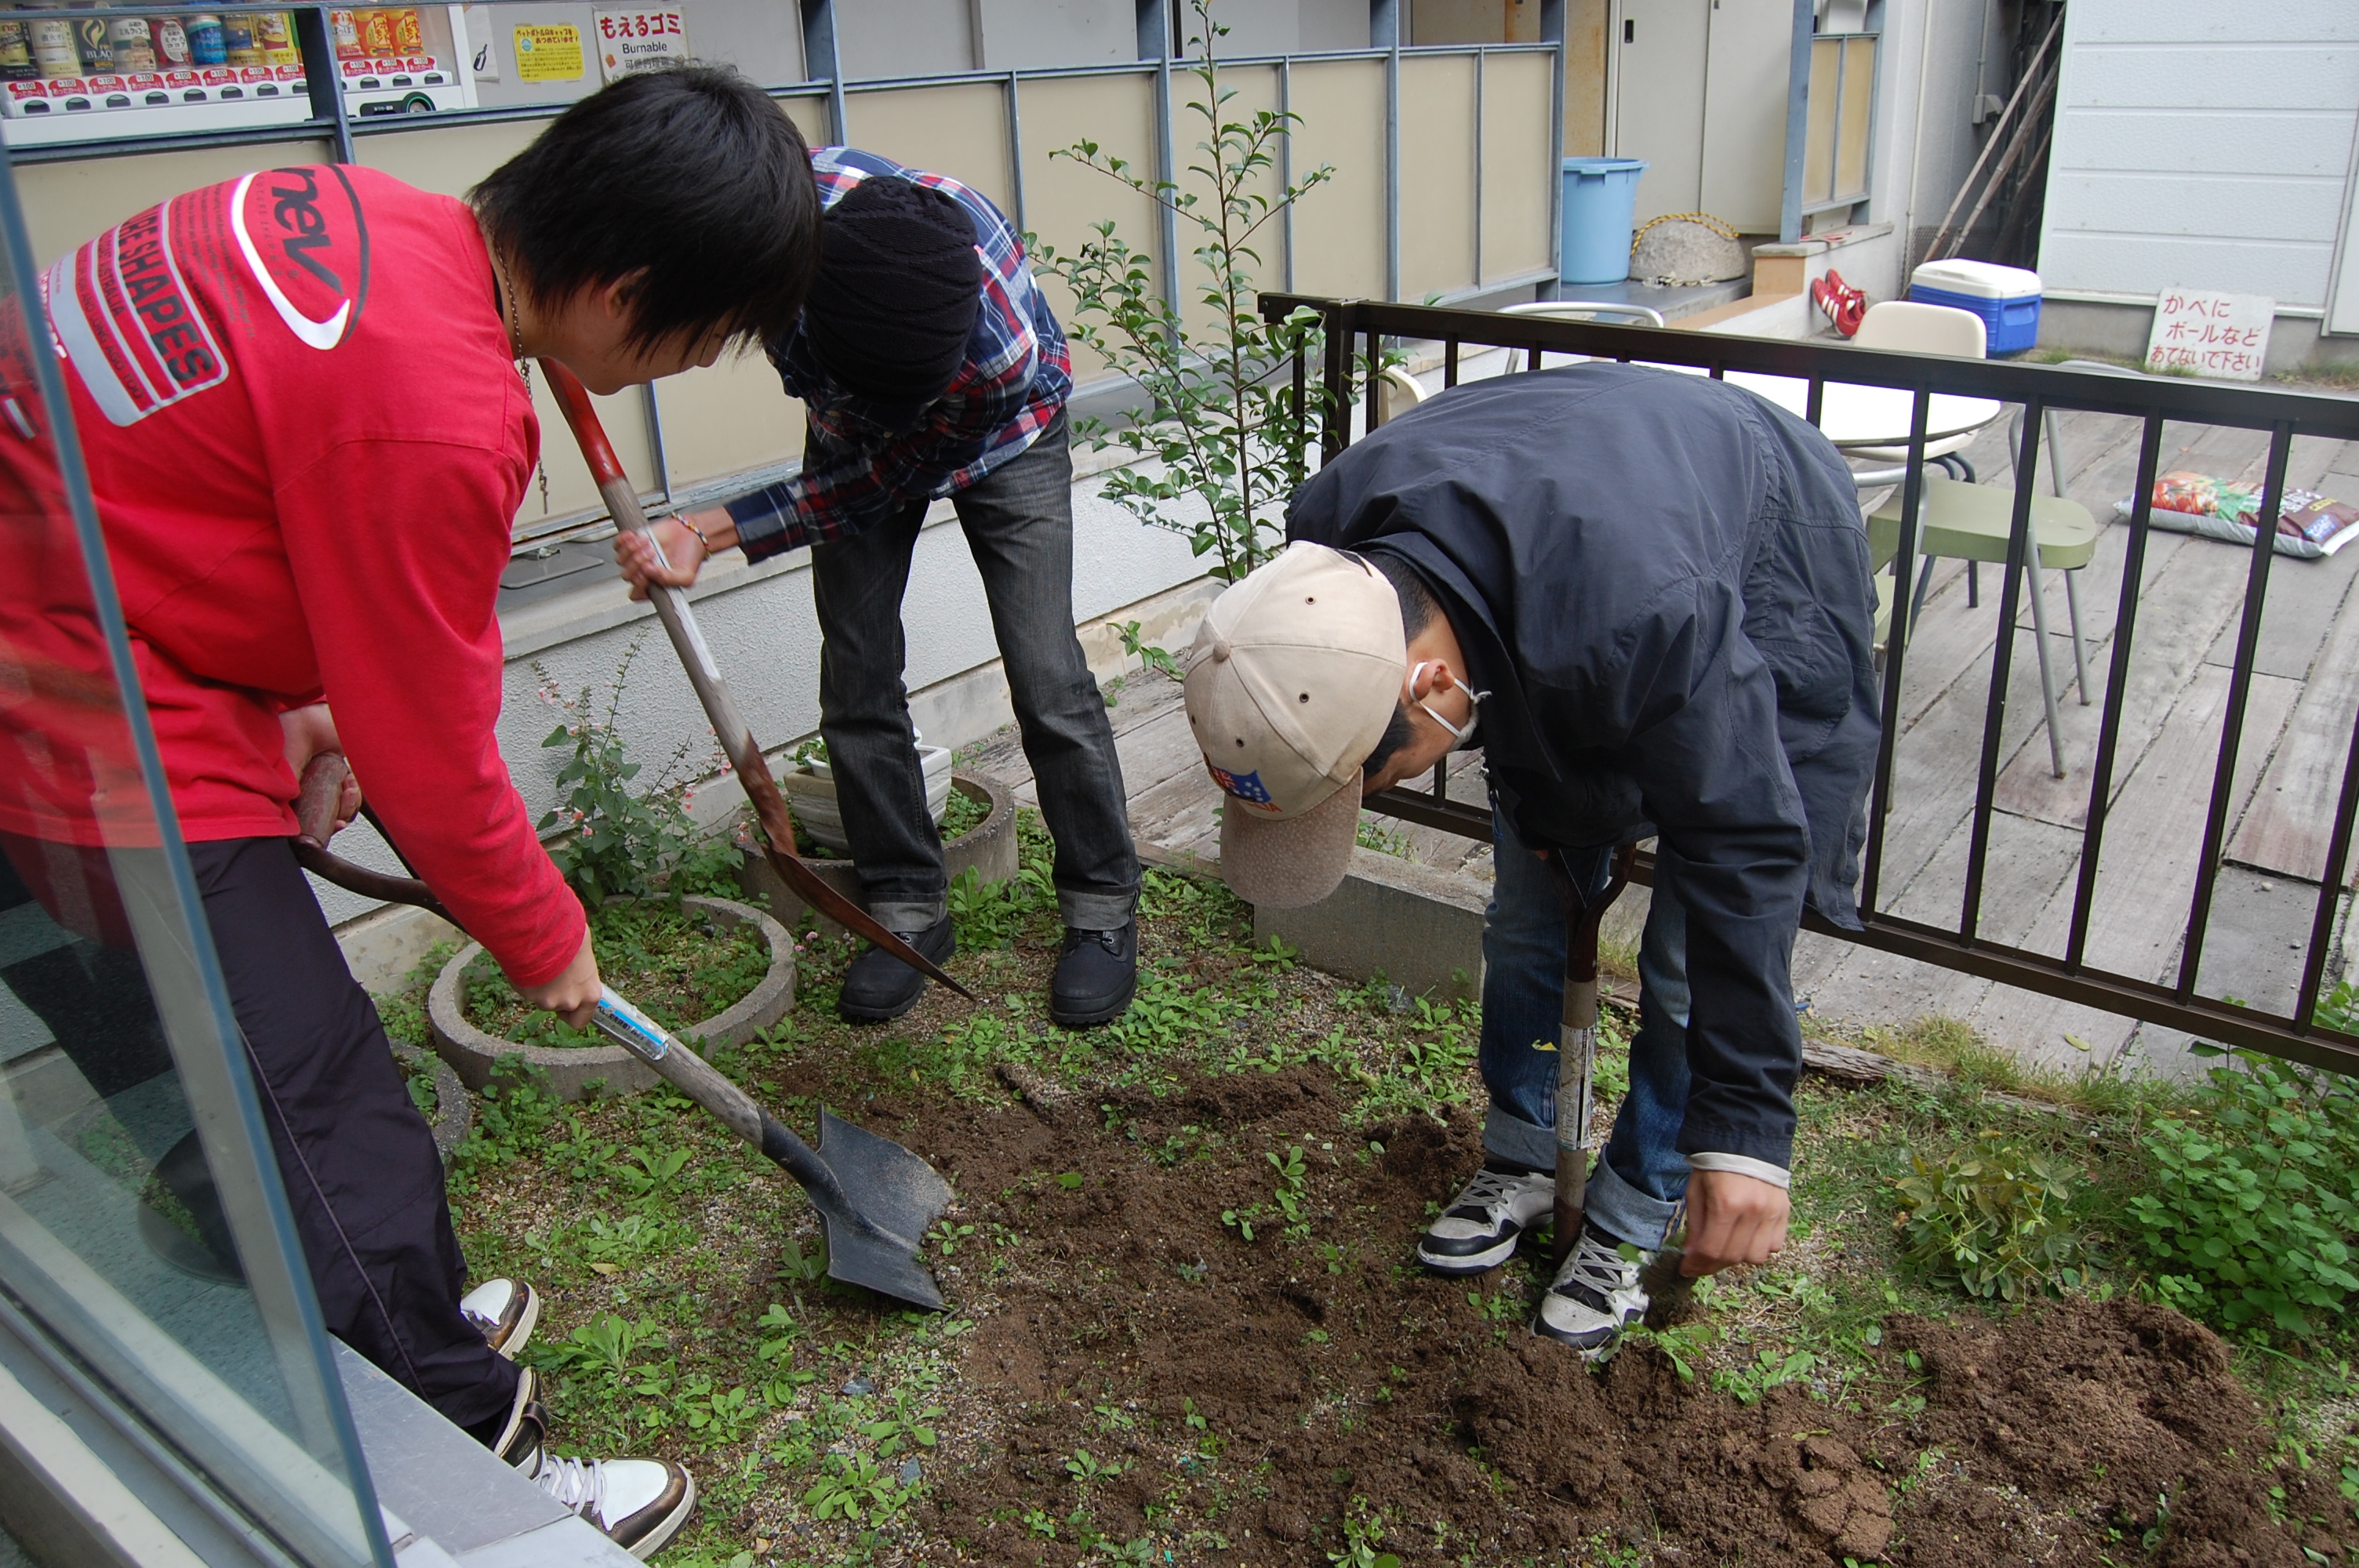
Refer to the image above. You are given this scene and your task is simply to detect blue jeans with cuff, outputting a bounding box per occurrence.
[1480,803,1692,1250]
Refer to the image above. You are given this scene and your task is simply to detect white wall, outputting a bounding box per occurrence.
[2038,0,2359,311]
[835,0,977,78]
[977,0,1136,67]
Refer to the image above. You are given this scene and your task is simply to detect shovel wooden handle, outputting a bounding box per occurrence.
[536,360,971,1002]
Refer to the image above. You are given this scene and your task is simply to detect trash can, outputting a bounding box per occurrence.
[1559,157,1649,285]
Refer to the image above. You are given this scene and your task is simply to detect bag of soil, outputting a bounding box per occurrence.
[2114,470,2359,559]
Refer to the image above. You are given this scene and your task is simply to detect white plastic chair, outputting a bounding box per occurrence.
[1374,364,1427,425]
[1497,299,1667,375]
[1845,301,1988,472]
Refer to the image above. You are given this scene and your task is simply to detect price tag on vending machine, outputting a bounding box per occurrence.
[594,9,686,82]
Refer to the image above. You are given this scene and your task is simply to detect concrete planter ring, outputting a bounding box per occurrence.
[426,894,794,1102]
[740,770,1016,942]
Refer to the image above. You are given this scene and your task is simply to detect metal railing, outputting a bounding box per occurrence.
[1263,291,2359,1074]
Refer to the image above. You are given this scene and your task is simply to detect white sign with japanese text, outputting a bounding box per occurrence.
[2145,289,2274,382]
[594,8,686,82]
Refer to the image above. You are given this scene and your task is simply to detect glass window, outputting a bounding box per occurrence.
[0,142,390,1567]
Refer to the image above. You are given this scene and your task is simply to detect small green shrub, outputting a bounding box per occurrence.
[2126,1050,2359,1337]
[533,636,741,907]
[1892,1135,2081,1301]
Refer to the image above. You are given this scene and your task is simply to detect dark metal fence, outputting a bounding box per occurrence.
[1262,290,2359,1074]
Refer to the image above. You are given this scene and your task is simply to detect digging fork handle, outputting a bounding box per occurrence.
[1544,842,1637,1265]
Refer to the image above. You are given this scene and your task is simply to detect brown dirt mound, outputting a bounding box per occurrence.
[854,1066,2357,1566]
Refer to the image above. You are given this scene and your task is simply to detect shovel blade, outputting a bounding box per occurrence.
[811,1109,954,1312]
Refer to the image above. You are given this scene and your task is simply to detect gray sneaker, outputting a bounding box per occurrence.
[1416,1165,1554,1275]
[1532,1220,1650,1358]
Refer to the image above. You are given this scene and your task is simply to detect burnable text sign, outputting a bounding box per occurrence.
[594,9,685,82]
[2146,289,2274,382]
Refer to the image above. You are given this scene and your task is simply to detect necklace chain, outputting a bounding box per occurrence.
[496,248,552,514]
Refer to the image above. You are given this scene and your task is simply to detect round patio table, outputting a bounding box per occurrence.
[1719,372,2002,450]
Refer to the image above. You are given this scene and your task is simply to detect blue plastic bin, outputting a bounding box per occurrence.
[1907,260,2043,356]
[1560,157,1648,285]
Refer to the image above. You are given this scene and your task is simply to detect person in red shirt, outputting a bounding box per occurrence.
[0,65,819,1558]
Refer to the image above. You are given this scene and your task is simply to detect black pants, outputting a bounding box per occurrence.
[811,412,1140,933]
[188,838,516,1435]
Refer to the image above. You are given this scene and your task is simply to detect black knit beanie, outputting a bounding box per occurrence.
[801,175,983,406]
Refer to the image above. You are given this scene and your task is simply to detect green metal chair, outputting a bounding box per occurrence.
[1868,473,2099,778]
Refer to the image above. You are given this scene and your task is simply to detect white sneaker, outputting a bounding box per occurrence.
[523,1450,696,1561]
[1532,1221,1650,1359]
[1416,1164,1555,1275]
[461,1277,540,1360]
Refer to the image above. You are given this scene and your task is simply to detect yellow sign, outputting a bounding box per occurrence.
[511,23,583,82]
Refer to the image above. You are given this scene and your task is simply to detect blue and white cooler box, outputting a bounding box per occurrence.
[1908,259,2042,356]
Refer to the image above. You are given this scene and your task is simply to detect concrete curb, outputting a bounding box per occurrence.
[736,771,1017,941]
[391,1045,472,1163]
[1248,844,1492,1002]
[426,895,794,1102]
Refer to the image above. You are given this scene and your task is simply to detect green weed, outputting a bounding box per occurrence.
[2128,1049,2359,1338]
[1893,1134,2083,1301]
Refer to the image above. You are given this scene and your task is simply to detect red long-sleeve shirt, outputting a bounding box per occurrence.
[0,164,583,985]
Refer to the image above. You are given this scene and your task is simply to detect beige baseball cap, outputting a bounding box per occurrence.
[1183,543,1407,908]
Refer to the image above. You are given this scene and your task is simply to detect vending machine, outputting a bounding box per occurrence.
[0,5,479,145]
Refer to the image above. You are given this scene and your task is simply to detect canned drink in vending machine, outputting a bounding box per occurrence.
[219,12,264,66]
[358,8,395,56]
[391,7,422,53]
[29,13,80,78]
[151,14,191,67]
[183,13,227,65]
[71,15,114,73]
[255,11,298,67]
[107,16,157,71]
[0,19,38,81]
[329,9,362,58]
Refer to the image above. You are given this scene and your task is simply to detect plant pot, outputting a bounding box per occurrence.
[783,745,954,855]
[424,894,794,1102]
[740,770,1017,942]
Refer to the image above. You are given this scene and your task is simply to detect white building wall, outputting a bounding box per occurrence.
[2037,0,2359,312]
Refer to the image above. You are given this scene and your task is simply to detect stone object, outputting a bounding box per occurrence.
[426,895,794,1102]
[1631,218,1747,285]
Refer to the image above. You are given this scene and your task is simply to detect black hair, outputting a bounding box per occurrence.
[1360,550,1437,781]
[471,64,820,351]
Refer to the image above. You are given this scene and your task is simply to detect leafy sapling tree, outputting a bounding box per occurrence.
[533,633,741,906]
[1033,0,1334,583]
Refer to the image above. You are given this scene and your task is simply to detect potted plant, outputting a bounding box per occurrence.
[775,734,954,855]
[425,639,794,1101]
[742,768,1019,942]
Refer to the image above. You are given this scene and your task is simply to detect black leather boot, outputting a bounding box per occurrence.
[837,914,956,1023]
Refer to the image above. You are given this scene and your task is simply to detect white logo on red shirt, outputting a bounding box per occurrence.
[44,197,227,427]
[230,165,371,351]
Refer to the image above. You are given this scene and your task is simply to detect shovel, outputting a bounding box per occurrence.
[533,359,970,1005]
[291,755,954,1311]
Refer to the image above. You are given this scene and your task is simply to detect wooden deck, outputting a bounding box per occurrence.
[968,382,2359,1079]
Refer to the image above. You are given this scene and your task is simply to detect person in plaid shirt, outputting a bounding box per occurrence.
[618,147,1140,1028]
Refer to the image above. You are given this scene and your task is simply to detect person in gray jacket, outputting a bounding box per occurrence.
[1179,363,1878,1357]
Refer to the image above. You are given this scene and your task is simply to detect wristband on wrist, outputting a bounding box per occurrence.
[680,517,712,557]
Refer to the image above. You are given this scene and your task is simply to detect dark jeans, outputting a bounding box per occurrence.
[811,413,1139,932]
[1481,804,1692,1250]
